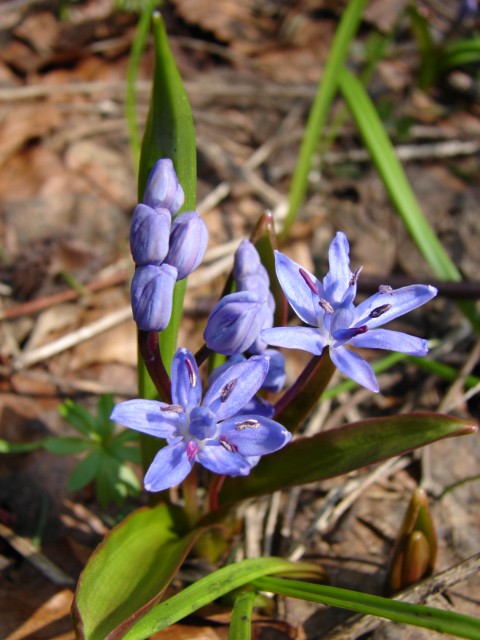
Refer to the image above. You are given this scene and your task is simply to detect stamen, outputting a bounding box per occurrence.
[219,436,238,453]
[349,266,363,287]
[379,284,393,295]
[235,419,260,431]
[220,379,237,402]
[319,298,334,314]
[299,268,319,294]
[185,357,197,387]
[161,404,184,413]
[370,303,392,318]
[186,441,198,461]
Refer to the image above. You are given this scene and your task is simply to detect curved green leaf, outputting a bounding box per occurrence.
[252,576,480,640]
[72,503,206,640]
[122,558,322,640]
[219,413,478,506]
[228,590,256,640]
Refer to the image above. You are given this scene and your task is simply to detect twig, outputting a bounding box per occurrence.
[13,307,132,370]
[0,522,74,586]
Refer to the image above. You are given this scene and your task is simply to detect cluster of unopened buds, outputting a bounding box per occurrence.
[112,160,438,492]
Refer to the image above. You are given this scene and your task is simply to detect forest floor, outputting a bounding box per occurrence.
[0,1,479,638]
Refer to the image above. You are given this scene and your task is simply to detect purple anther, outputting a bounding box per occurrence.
[161,404,184,413]
[379,284,393,295]
[349,266,363,287]
[299,268,319,295]
[235,419,260,431]
[319,298,334,314]
[370,303,393,318]
[185,357,197,388]
[220,379,237,402]
[219,436,238,453]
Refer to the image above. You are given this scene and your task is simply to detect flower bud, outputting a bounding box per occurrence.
[129,204,171,266]
[261,349,286,392]
[204,290,268,356]
[142,158,184,215]
[131,263,178,331]
[234,240,269,292]
[165,211,208,280]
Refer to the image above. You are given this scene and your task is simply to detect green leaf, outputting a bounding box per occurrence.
[281,0,368,239]
[0,438,46,453]
[72,503,209,640]
[229,590,256,640]
[338,68,480,330]
[251,576,480,640]
[43,437,92,455]
[122,558,321,639]
[96,394,116,439]
[68,450,102,492]
[219,413,478,506]
[59,399,97,437]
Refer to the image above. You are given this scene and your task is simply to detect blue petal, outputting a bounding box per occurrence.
[323,232,353,305]
[274,251,322,326]
[188,405,217,440]
[171,348,202,411]
[165,211,208,280]
[350,328,429,355]
[218,415,291,456]
[142,158,184,214]
[204,290,267,355]
[131,263,178,331]
[203,355,269,421]
[353,285,438,329]
[197,442,251,476]
[330,345,379,392]
[111,399,186,437]
[261,326,326,355]
[144,440,193,491]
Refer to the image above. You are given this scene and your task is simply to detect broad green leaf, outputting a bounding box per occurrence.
[338,68,480,330]
[281,0,368,239]
[68,450,102,492]
[219,413,478,506]
[274,350,336,432]
[122,558,322,639]
[251,576,480,640]
[73,503,205,640]
[0,438,45,453]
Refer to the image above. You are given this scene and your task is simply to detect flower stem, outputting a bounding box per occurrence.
[138,330,172,402]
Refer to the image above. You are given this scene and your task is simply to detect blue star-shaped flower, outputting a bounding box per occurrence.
[111,348,291,491]
[261,232,438,392]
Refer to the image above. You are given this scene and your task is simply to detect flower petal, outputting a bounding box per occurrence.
[323,232,353,305]
[353,285,438,329]
[197,442,251,476]
[261,326,326,355]
[129,204,171,266]
[202,355,269,421]
[274,251,322,326]
[330,345,379,392]
[350,328,429,355]
[110,399,185,438]
[144,441,193,491]
[218,415,291,456]
[171,348,202,411]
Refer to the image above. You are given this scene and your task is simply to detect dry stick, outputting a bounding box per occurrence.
[0,265,129,321]
[322,552,480,640]
[0,522,74,587]
[13,307,132,370]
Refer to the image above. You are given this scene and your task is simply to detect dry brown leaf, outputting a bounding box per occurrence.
[4,589,75,640]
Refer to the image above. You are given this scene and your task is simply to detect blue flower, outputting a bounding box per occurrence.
[261,232,438,392]
[129,204,171,266]
[165,211,208,280]
[110,348,291,492]
[204,240,274,355]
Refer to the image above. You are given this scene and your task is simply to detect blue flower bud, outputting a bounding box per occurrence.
[129,204,171,266]
[165,211,208,280]
[131,263,178,331]
[204,290,268,355]
[234,239,269,292]
[261,349,286,392]
[142,159,184,215]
